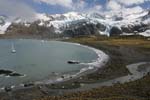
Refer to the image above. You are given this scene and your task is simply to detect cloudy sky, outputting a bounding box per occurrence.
[0,0,150,20]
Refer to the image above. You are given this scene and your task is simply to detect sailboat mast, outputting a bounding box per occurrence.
[11,43,16,53]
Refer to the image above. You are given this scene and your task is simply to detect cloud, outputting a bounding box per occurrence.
[72,0,87,11]
[107,0,150,9]
[33,0,103,13]
[34,0,90,12]
[116,0,149,6]
[0,0,36,21]
[107,0,121,10]
[0,0,148,20]
[94,5,102,10]
[34,0,73,8]
[106,0,150,11]
[123,6,144,15]
[72,0,103,13]
[87,5,102,12]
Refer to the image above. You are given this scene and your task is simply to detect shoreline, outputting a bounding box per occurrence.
[69,62,150,91]
[45,41,109,84]
[0,39,109,92]
[35,62,150,94]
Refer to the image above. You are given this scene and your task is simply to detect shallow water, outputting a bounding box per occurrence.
[0,39,98,88]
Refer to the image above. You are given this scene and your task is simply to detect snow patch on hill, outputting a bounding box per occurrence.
[0,22,11,34]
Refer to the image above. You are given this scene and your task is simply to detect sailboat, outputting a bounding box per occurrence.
[11,43,16,53]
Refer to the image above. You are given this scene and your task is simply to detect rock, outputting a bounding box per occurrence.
[24,83,34,87]
[96,23,106,31]
[51,83,55,86]
[110,26,122,36]
[6,23,58,38]
[63,22,100,37]
[4,87,12,92]
[0,69,12,75]
[61,75,65,79]
[121,24,149,33]
[114,16,123,21]
[121,26,133,33]
[10,73,22,76]
[148,10,150,15]
[67,60,80,64]
[0,69,22,77]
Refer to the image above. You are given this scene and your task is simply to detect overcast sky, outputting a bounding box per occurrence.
[0,0,150,20]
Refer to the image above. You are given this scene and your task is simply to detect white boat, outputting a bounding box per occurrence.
[11,43,16,53]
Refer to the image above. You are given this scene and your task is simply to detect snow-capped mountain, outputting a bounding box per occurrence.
[1,9,150,37]
[0,15,11,34]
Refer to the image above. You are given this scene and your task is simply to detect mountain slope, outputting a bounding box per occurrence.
[1,10,150,37]
[0,16,11,34]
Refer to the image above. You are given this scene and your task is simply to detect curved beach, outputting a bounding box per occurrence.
[0,40,109,92]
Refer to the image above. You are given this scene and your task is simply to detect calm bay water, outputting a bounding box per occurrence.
[0,39,98,87]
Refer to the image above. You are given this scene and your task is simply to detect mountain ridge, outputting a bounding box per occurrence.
[0,9,150,37]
